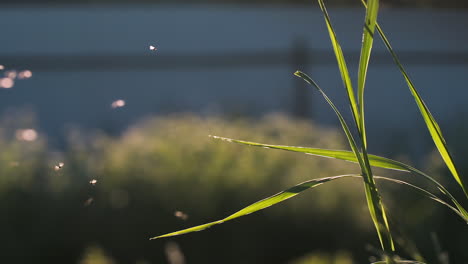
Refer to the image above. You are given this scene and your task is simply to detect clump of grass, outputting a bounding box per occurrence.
[152,1,467,263]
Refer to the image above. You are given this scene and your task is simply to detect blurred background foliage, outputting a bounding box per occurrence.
[0,112,466,263]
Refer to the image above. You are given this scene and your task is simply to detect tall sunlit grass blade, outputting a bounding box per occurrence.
[357,0,379,148]
[359,0,468,198]
[317,0,360,130]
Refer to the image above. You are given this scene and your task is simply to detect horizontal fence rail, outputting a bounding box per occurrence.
[1,50,468,72]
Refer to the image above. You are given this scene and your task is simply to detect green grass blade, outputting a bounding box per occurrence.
[151,173,465,240]
[317,0,360,130]
[377,21,468,199]
[374,176,466,221]
[294,71,365,171]
[208,136,468,222]
[150,174,354,240]
[295,70,395,256]
[359,0,468,198]
[209,135,407,171]
[353,2,395,257]
[363,184,395,258]
[357,0,379,149]
[315,0,382,224]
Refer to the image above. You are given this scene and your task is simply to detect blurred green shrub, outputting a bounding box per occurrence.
[78,114,364,216]
[66,114,375,263]
[78,246,115,264]
[0,113,427,263]
[0,111,48,192]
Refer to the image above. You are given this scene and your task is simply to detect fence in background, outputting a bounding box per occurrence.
[2,39,468,117]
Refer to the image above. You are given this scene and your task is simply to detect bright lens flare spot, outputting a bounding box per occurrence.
[54,162,65,171]
[18,70,32,79]
[0,78,14,88]
[174,211,189,220]
[5,70,17,79]
[111,99,126,109]
[15,129,38,141]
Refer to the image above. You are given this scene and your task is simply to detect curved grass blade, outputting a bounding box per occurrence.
[295,70,395,255]
[151,174,464,240]
[293,71,365,171]
[374,177,465,221]
[317,0,360,131]
[208,135,468,222]
[150,174,354,239]
[359,0,468,198]
[209,135,406,171]
[357,0,379,149]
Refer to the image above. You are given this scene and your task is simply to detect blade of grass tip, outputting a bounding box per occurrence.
[209,136,468,221]
[294,71,365,172]
[358,0,468,198]
[150,174,356,239]
[294,70,395,258]
[317,0,360,132]
[357,0,379,149]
